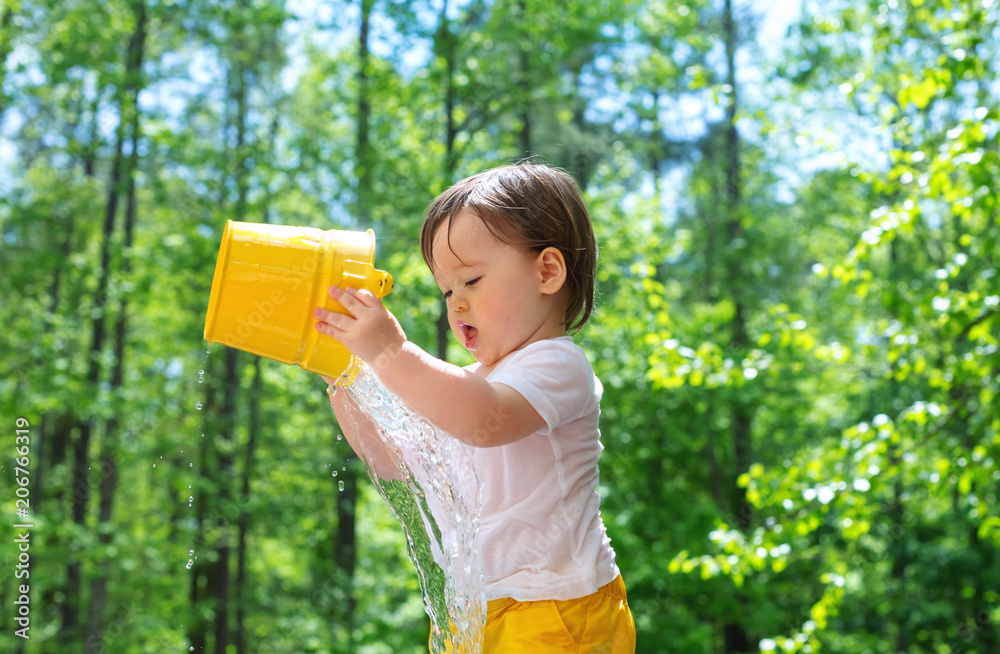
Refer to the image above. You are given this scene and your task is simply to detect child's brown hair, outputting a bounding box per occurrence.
[420,163,597,333]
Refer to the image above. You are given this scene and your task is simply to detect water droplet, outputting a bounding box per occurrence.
[332,471,338,477]
[342,466,346,471]
[188,549,195,556]
[337,434,343,442]
[153,464,156,468]
[338,481,345,492]
[190,647,195,652]
[188,496,194,503]
[186,559,193,569]
[189,462,193,467]
[199,369,204,375]
[196,402,203,410]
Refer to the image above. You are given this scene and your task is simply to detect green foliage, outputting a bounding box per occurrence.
[1,0,997,652]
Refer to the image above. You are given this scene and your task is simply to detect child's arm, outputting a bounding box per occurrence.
[322,376,404,481]
[314,286,546,448]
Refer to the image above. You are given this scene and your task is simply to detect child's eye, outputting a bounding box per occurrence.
[442,278,479,300]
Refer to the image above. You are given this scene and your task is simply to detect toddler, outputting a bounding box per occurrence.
[314,163,635,652]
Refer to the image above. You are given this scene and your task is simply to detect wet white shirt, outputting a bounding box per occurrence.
[466,336,620,602]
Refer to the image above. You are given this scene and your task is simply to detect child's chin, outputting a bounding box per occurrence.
[471,350,493,365]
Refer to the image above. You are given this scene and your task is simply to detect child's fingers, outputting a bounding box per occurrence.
[313,306,346,323]
[313,316,356,342]
[328,285,379,308]
[348,288,379,306]
[326,284,350,306]
[313,316,335,337]
[312,308,355,341]
[327,285,360,314]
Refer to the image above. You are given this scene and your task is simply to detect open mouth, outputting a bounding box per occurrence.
[458,321,478,349]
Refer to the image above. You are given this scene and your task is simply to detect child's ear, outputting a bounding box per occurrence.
[535,247,567,295]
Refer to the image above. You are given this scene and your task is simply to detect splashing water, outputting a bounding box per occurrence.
[342,363,485,653]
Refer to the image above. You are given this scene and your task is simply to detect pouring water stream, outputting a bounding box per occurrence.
[339,363,485,653]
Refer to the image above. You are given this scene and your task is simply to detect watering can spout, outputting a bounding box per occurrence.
[203,221,393,386]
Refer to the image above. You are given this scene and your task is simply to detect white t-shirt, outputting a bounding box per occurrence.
[465,336,620,601]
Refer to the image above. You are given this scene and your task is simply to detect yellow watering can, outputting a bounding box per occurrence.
[203,220,393,386]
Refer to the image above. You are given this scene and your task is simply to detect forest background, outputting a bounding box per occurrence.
[1,0,998,652]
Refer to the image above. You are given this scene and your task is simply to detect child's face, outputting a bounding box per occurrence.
[431,210,565,369]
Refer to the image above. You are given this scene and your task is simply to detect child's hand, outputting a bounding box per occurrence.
[313,286,407,366]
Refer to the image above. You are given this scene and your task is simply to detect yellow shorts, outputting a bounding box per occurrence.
[476,574,636,653]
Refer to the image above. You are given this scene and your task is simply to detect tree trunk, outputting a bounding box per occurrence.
[704,400,726,510]
[213,9,253,639]
[187,408,212,653]
[721,1,751,651]
[39,412,73,632]
[330,3,375,647]
[62,0,146,635]
[650,87,663,193]
[0,5,14,121]
[83,92,102,177]
[436,0,457,361]
[35,175,78,634]
[191,44,243,654]
[356,0,373,226]
[63,126,123,640]
[212,347,239,654]
[84,5,147,650]
[517,0,531,157]
[722,0,750,533]
[234,104,279,654]
[571,66,594,190]
[235,357,261,654]
[332,455,358,648]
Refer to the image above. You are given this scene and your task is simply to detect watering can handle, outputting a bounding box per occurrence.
[341,259,394,299]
